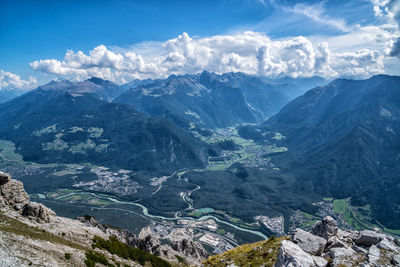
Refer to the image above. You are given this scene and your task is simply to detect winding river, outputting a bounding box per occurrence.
[56,191,268,240]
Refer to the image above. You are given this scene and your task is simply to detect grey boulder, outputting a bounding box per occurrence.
[392,254,400,265]
[355,230,386,247]
[325,236,346,252]
[22,202,55,223]
[367,245,380,265]
[276,240,327,267]
[291,228,327,256]
[377,238,399,252]
[329,246,356,259]
[312,216,338,240]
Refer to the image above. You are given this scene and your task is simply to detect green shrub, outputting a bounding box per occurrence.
[85,250,114,267]
[92,236,171,267]
[325,256,333,267]
[175,255,184,262]
[65,253,71,260]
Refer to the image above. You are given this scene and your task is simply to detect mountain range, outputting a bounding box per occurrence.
[114,71,290,129]
[0,78,209,173]
[0,72,399,242]
[242,74,400,228]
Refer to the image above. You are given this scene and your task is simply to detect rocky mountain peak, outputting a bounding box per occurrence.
[87,76,108,85]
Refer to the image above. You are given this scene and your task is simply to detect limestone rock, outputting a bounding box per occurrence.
[329,246,356,259]
[276,240,327,267]
[22,202,55,223]
[281,217,400,267]
[291,228,327,256]
[311,216,338,240]
[171,238,208,259]
[367,245,380,265]
[0,173,56,222]
[325,236,346,252]
[138,230,162,255]
[312,256,328,267]
[337,229,359,243]
[0,177,29,211]
[355,230,385,247]
[352,244,368,254]
[377,238,399,252]
[392,254,400,265]
[77,215,106,231]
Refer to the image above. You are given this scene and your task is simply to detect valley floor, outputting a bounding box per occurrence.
[1,126,399,257]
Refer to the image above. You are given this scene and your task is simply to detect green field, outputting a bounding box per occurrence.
[54,192,115,206]
[333,199,348,214]
[198,127,287,171]
[33,124,57,136]
[331,198,400,235]
[0,140,25,163]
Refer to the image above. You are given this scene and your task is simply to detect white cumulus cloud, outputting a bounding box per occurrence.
[30,31,385,83]
[372,0,400,57]
[0,70,37,91]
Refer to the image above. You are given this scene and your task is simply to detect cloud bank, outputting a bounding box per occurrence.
[372,0,400,57]
[0,70,37,91]
[30,31,385,83]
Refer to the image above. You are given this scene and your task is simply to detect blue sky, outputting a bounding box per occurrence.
[0,0,272,74]
[0,0,399,88]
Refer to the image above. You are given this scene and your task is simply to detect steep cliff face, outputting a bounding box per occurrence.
[0,171,54,223]
[0,172,207,266]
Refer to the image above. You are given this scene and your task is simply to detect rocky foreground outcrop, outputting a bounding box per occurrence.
[0,172,207,266]
[2,170,400,267]
[77,215,208,265]
[204,215,400,267]
[276,216,400,267]
[0,171,55,223]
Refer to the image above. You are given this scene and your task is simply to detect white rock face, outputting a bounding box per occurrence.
[355,230,386,247]
[0,174,55,223]
[0,178,30,211]
[377,238,399,252]
[0,238,23,267]
[392,254,400,265]
[329,246,356,258]
[291,228,327,256]
[276,240,327,267]
[368,245,380,265]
